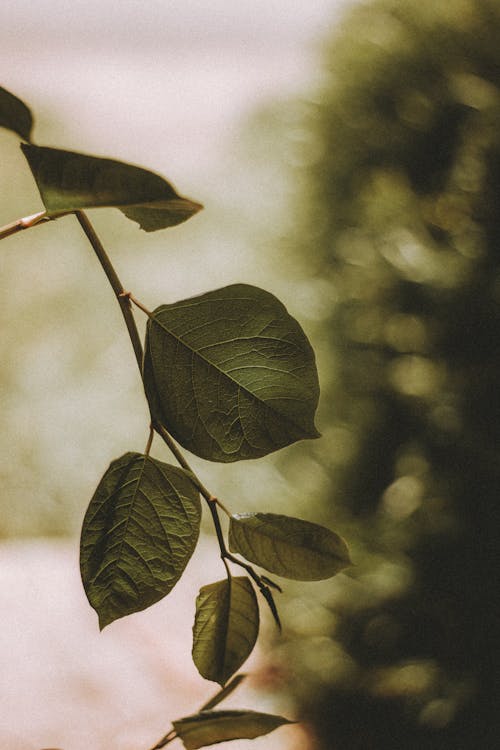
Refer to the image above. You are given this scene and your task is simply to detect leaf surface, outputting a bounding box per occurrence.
[229,512,351,580]
[0,86,33,141]
[192,577,259,686]
[80,452,201,628]
[21,144,202,230]
[144,283,320,462]
[172,710,293,749]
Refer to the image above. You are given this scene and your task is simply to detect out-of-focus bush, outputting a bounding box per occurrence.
[271,1,500,747]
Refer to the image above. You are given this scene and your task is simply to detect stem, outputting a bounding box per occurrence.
[208,499,230,558]
[73,213,231,551]
[74,208,282,750]
[214,497,231,518]
[0,210,50,240]
[152,421,214,500]
[206,498,280,626]
[72,212,281,629]
[144,426,154,457]
[128,292,153,317]
[74,210,144,374]
[149,729,177,750]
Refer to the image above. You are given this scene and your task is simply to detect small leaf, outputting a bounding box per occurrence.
[80,452,201,628]
[172,710,293,749]
[21,144,202,230]
[200,674,247,711]
[144,283,320,463]
[0,86,33,141]
[192,577,259,686]
[229,513,351,581]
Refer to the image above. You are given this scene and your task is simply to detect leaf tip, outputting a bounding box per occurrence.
[98,610,114,631]
[0,86,34,141]
[188,198,204,214]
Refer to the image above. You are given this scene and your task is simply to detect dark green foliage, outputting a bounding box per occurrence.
[21,143,202,230]
[0,86,33,141]
[281,1,500,747]
[80,453,201,628]
[229,513,351,580]
[144,284,320,462]
[192,577,259,686]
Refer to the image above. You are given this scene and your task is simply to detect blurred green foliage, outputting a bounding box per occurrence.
[277,0,500,747]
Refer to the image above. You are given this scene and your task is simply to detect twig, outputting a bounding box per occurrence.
[74,210,144,374]
[0,210,50,240]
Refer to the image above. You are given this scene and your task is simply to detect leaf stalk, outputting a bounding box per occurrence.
[149,728,177,749]
[0,210,50,240]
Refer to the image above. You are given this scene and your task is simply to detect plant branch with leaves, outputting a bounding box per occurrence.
[0,85,351,749]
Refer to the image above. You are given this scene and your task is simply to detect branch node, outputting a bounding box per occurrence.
[20,210,47,229]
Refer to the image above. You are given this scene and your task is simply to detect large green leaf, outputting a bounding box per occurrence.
[21,144,202,230]
[172,710,293,749]
[144,283,320,462]
[80,452,201,629]
[192,577,259,686]
[0,86,33,141]
[229,512,351,580]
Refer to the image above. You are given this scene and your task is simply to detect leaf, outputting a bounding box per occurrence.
[20,144,202,230]
[192,577,259,686]
[80,452,201,628]
[144,283,320,462]
[199,674,247,711]
[0,86,33,141]
[172,710,293,750]
[229,512,351,581]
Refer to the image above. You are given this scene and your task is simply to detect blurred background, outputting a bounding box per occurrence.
[2,0,500,748]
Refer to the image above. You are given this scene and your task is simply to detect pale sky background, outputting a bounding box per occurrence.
[1,0,352,180]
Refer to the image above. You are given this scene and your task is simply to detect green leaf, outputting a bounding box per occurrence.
[172,710,293,749]
[192,577,259,686]
[0,86,33,141]
[144,283,320,462]
[20,144,202,230]
[199,674,247,711]
[229,513,351,581]
[80,452,201,629]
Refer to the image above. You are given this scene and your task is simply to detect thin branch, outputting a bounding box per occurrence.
[73,215,207,488]
[207,499,230,558]
[0,210,50,240]
[152,421,214,500]
[72,212,276,629]
[149,728,177,750]
[206,499,280,626]
[128,291,153,317]
[214,496,231,518]
[144,425,154,457]
[74,210,144,374]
